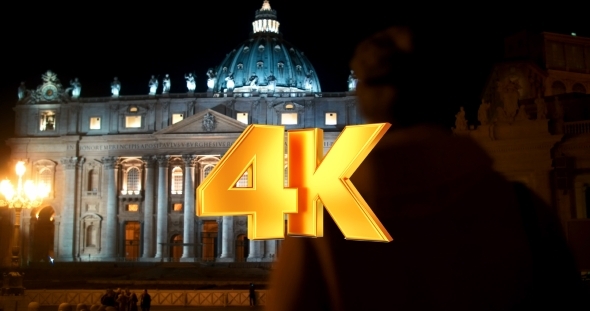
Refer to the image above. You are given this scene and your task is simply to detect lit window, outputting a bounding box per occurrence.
[39,169,53,190]
[126,116,141,128]
[172,113,184,124]
[325,113,337,125]
[127,167,140,193]
[127,204,139,212]
[173,203,183,211]
[281,113,298,125]
[40,111,56,131]
[285,103,294,109]
[129,107,138,112]
[236,171,249,187]
[237,112,249,124]
[89,117,101,130]
[171,167,183,194]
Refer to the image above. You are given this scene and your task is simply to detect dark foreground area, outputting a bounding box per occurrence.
[2,262,271,290]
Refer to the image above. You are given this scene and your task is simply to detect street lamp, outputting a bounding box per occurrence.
[0,161,50,267]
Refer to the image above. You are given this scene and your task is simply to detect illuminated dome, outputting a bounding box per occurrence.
[211,0,321,94]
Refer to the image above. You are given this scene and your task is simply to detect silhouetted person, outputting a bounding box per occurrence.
[117,288,130,311]
[129,292,138,311]
[249,283,256,307]
[139,289,151,311]
[267,27,587,311]
[100,289,116,308]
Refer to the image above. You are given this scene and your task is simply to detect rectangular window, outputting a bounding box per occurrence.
[281,113,298,125]
[172,113,184,124]
[127,204,139,212]
[125,116,142,128]
[325,112,337,125]
[173,203,183,211]
[40,111,56,131]
[89,117,101,130]
[237,112,249,124]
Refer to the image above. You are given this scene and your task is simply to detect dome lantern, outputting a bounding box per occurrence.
[253,0,280,34]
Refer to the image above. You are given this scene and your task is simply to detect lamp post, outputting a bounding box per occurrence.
[0,161,50,268]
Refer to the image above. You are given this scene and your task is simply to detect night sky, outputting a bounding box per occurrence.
[0,1,588,175]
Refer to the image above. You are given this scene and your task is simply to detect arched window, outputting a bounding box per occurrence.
[552,81,566,95]
[171,167,183,194]
[39,168,53,190]
[127,167,140,193]
[204,165,214,179]
[572,83,586,94]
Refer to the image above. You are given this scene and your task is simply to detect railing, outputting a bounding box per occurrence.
[0,289,267,308]
[72,91,353,103]
[564,120,590,135]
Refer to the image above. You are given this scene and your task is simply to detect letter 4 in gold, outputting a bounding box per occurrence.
[196,123,392,242]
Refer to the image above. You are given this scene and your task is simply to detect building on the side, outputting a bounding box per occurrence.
[454,30,590,270]
[0,1,361,265]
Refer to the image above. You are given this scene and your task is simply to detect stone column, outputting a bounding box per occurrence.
[264,240,277,262]
[219,216,234,261]
[58,157,79,261]
[195,220,202,259]
[102,156,119,259]
[154,155,169,258]
[217,219,223,259]
[247,240,264,262]
[181,155,197,259]
[141,156,156,258]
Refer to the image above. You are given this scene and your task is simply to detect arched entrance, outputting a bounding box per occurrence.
[31,207,54,262]
[201,220,218,262]
[235,234,249,262]
[170,234,183,262]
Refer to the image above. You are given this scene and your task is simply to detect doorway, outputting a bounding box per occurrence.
[235,234,249,262]
[31,207,55,262]
[170,234,183,262]
[124,221,140,260]
[201,220,218,261]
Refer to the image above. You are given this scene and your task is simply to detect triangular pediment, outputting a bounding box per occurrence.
[156,109,247,134]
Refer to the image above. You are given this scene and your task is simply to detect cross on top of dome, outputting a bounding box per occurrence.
[261,0,271,11]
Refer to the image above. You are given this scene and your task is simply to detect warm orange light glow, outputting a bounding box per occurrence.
[0,161,50,209]
[196,125,298,240]
[288,124,392,242]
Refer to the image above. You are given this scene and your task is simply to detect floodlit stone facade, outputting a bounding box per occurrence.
[1,1,361,265]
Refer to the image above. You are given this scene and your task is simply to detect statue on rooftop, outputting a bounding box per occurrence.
[454,106,468,130]
[267,73,276,92]
[249,73,258,88]
[347,70,358,91]
[206,69,217,90]
[148,75,158,95]
[111,77,121,97]
[304,71,314,91]
[225,73,235,90]
[69,78,82,98]
[185,73,196,93]
[18,82,27,100]
[162,74,171,94]
[477,100,490,126]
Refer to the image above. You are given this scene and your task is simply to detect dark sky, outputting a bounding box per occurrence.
[0,1,588,175]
